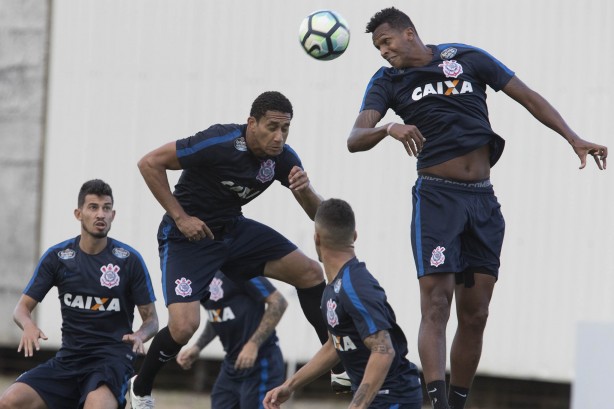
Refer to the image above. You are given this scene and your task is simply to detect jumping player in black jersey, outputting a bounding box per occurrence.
[176,271,287,409]
[131,91,348,408]
[0,179,158,409]
[348,8,608,409]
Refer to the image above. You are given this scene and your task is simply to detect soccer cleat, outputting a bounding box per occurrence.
[330,370,352,394]
[129,376,155,409]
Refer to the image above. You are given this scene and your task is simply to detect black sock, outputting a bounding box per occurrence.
[133,326,183,396]
[448,385,469,409]
[426,380,450,409]
[295,282,345,375]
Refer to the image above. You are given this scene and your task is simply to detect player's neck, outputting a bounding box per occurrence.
[79,234,108,255]
[321,248,355,282]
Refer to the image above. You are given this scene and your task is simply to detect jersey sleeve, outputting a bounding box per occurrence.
[471,47,515,91]
[359,67,390,116]
[125,248,157,306]
[23,248,58,302]
[244,276,276,302]
[339,270,392,340]
[175,124,242,169]
[275,144,303,188]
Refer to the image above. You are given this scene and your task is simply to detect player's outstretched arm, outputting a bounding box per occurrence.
[122,303,159,354]
[289,166,324,220]
[350,330,395,409]
[177,320,217,370]
[13,294,47,358]
[137,142,215,239]
[503,76,607,170]
[235,290,288,370]
[263,338,340,408]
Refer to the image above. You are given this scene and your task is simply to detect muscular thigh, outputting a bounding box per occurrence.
[0,381,47,409]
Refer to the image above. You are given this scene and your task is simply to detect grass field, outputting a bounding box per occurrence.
[0,374,362,408]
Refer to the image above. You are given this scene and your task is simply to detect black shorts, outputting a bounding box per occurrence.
[15,354,133,409]
[212,346,285,409]
[158,216,297,305]
[411,175,505,283]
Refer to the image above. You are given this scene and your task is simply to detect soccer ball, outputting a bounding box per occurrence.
[298,10,350,61]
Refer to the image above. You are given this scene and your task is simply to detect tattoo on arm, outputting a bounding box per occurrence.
[350,383,372,407]
[195,321,217,350]
[136,304,159,342]
[249,291,288,347]
[363,330,394,355]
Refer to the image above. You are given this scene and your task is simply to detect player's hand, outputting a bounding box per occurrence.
[288,166,310,191]
[571,138,608,170]
[263,384,293,408]
[176,345,200,370]
[175,215,214,241]
[18,324,48,358]
[235,341,258,370]
[387,123,426,157]
[122,333,146,354]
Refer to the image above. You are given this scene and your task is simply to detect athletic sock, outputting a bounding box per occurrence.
[448,385,469,409]
[296,281,328,343]
[296,281,345,375]
[426,380,450,409]
[132,326,183,396]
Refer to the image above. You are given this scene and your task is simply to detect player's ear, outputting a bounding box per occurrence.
[404,27,416,41]
[74,208,82,221]
[353,230,357,242]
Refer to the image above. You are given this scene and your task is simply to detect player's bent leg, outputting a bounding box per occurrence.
[132,301,201,402]
[167,301,202,344]
[83,384,117,409]
[0,382,48,409]
[449,273,496,389]
[263,249,324,288]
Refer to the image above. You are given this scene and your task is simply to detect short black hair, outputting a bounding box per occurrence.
[366,7,416,34]
[78,179,113,208]
[250,91,293,120]
[315,198,356,244]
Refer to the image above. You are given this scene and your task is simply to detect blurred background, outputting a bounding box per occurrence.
[1,1,612,408]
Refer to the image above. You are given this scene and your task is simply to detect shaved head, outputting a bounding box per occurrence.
[314,198,356,249]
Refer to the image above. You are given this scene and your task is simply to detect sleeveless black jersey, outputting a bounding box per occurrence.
[23,236,156,359]
[202,272,280,370]
[173,123,303,223]
[321,258,422,403]
[361,43,515,169]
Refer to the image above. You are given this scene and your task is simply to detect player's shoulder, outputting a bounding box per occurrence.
[187,123,246,144]
[340,258,378,286]
[45,237,78,261]
[107,238,144,262]
[434,42,497,60]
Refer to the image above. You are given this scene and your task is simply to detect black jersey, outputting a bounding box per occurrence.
[23,236,156,359]
[322,258,422,403]
[173,124,303,223]
[202,272,280,366]
[361,43,515,169]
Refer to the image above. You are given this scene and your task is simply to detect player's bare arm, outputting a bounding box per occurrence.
[236,290,288,370]
[177,320,218,370]
[348,109,425,156]
[503,76,608,170]
[13,294,48,357]
[289,166,324,220]
[350,330,396,409]
[263,337,340,408]
[123,303,159,354]
[138,141,215,239]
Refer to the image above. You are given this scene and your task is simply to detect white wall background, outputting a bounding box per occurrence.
[35,0,613,383]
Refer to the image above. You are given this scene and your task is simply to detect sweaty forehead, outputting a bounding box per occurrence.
[262,111,292,123]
